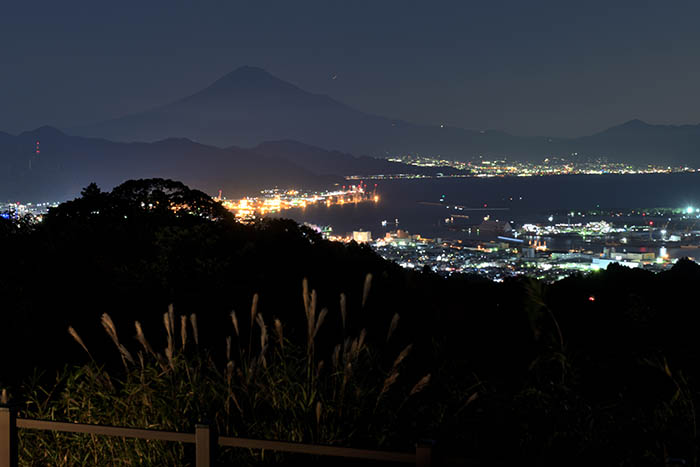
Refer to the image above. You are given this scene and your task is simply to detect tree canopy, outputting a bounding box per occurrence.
[46,178,231,224]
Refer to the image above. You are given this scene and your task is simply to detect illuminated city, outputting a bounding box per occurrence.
[364,155,699,178]
[299,203,700,282]
[1,201,57,221]
[7,190,700,284]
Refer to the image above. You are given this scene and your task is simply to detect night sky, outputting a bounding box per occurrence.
[2,0,699,137]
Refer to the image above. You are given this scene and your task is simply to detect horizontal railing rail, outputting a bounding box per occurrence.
[1,407,431,466]
[16,418,196,444]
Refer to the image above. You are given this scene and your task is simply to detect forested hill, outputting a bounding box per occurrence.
[2,179,700,465]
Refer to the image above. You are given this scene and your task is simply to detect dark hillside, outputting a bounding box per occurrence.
[2,179,700,465]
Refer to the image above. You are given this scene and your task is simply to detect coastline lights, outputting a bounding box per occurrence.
[220,185,377,222]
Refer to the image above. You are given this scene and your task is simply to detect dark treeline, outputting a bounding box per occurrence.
[2,178,700,466]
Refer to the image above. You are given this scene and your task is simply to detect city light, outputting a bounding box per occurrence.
[360,155,699,180]
[217,184,378,222]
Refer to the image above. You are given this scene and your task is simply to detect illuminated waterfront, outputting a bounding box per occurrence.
[7,173,700,282]
[265,173,700,281]
[217,183,379,222]
[303,210,700,282]
[354,155,699,179]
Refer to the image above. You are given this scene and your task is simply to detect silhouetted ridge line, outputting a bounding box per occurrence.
[72,68,700,164]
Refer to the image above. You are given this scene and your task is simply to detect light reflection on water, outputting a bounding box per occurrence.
[267,173,700,250]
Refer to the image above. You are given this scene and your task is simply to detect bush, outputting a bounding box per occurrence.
[16,277,430,466]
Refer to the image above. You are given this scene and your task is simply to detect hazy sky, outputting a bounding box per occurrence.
[2,0,699,137]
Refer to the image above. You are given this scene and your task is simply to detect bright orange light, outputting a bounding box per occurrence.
[221,187,377,221]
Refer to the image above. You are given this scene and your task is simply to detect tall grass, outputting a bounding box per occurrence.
[15,275,429,466]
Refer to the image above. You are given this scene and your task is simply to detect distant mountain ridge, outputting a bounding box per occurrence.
[0,126,318,201]
[245,140,462,177]
[0,127,458,202]
[74,66,700,165]
[573,120,700,164]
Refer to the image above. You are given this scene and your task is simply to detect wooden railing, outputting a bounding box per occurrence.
[0,407,432,466]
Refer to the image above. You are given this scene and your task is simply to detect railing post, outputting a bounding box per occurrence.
[416,439,434,467]
[195,423,215,467]
[0,407,18,467]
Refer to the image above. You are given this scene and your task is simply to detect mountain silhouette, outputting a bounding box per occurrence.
[74,67,700,164]
[245,140,463,177]
[0,127,457,202]
[0,127,331,201]
[75,66,542,159]
[76,66,370,149]
[571,120,700,164]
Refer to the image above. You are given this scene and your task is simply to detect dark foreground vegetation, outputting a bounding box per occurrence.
[2,179,700,466]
